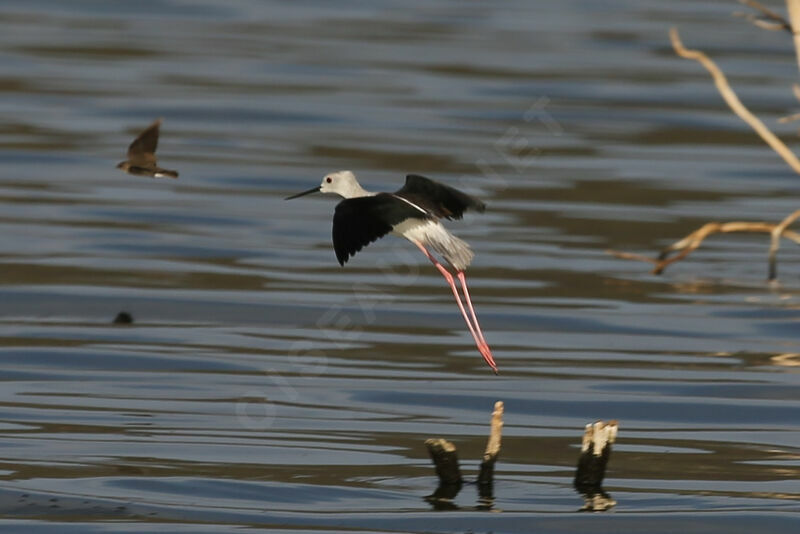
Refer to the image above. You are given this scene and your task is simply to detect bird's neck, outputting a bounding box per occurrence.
[340,183,373,199]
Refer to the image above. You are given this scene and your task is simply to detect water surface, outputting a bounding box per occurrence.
[0,0,799,532]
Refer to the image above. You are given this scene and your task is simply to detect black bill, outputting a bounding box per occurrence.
[285,186,321,200]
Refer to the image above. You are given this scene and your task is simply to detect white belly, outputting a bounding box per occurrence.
[392,219,474,271]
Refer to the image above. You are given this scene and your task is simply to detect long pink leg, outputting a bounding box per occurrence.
[455,271,497,372]
[412,241,498,373]
[456,271,488,348]
[456,271,497,373]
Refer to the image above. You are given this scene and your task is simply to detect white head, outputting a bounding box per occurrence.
[285,170,370,200]
[320,170,369,198]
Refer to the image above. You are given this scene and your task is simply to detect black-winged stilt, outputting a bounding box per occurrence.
[286,171,497,373]
[117,119,178,179]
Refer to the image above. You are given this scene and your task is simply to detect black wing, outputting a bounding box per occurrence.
[332,193,427,266]
[127,119,161,167]
[395,174,485,220]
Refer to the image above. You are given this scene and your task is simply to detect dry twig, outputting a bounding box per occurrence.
[670,27,800,174]
[779,84,800,122]
[609,221,800,276]
[735,0,792,32]
[769,208,800,278]
[787,0,800,71]
[610,25,800,279]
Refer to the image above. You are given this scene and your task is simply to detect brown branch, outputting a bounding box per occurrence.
[611,28,800,280]
[606,249,660,265]
[787,0,800,71]
[735,0,792,32]
[780,84,800,122]
[769,209,800,278]
[777,111,800,123]
[670,27,800,174]
[609,220,800,277]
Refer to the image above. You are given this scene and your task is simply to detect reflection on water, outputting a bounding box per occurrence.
[0,0,799,531]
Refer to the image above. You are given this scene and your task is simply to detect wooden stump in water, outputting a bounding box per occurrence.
[424,407,618,511]
[424,438,462,508]
[477,401,503,503]
[574,420,618,511]
[423,401,503,510]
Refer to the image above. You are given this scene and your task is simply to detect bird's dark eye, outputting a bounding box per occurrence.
[326,177,332,183]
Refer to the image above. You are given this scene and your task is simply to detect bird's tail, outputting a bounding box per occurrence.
[429,231,474,272]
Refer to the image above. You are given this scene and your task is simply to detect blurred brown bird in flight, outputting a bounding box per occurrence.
[116,119,178,179]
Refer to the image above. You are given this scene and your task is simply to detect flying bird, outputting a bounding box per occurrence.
[116,119,178,179]
[286,171,497,373]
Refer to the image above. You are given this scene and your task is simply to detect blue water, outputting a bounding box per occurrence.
[0,0,798,532]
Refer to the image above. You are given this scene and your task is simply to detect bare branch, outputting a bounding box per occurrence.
[787,0,800,71]
[609,220,800,276]
[606,249,660,265]
[734,0,791,32]
[768,209,800,278]
[670,27,800,174]
[777,111,800,123]
[783,84,800,122]
[613,18,800,280]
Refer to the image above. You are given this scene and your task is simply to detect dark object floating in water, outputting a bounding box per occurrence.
[286,170,497,373]
[116,119,179,179]
[424,401,503,511]
[112,311,133,325]
[574,420,618,511]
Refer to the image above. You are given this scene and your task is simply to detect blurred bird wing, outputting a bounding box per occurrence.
[127,119,161,167]
[396,174,485,220]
